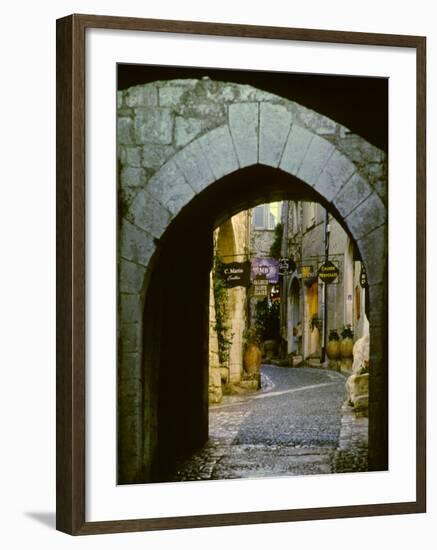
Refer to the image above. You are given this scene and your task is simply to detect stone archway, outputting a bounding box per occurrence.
[117,79,387,483]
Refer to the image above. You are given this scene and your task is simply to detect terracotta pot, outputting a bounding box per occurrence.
[243,343,262,374]
[340,337,354,359]
[263,339,277,359]
[326,339,340,360]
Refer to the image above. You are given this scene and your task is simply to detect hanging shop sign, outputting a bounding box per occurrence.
[360,263,368,288]
[278,257,297,275]
[318,260,339,283]
[252,275,268,297]
[221,261,251,288]
[251,257,279,283]
[298,264,315,279]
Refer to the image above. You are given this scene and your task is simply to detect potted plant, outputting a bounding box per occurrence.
[340,324,354,359]
[243,327,262,374]
[326,328,340,360]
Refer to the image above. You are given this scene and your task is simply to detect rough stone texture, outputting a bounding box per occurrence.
[142,144,175,170]
[118,117,134,145]
[119,293,143,325]
[127,188,172,239]
[332,171,373,218]
[119,259,146,294]
[279,124,313,175]
[228,102,259,168]
[298,134,335,185]
[174,116,205,147]
[314,150,357,202]
[345,192,386,241]
[173,139,215,193]
[259,102,292,167]
[134,107,174,145]
[125,85,158,108]
[120,220,156,267]
[197,125,239,180]
[119,146,142,167]
[120,166,146,188]
[119,323,142,353]
[146,160,195,215]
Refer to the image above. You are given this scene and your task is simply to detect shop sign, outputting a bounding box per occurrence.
[252,275,268,297]
[251,257,279,283]
[222,261,251,288]
[299,264,315,279]
[318,260,339,283]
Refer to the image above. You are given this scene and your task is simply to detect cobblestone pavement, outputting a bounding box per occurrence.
[167,366,368,481]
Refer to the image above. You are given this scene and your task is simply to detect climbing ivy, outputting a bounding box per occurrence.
[212,256,234,366]
[269,222,283,259]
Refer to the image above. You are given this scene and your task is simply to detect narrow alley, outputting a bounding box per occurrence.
[166,366,368,482]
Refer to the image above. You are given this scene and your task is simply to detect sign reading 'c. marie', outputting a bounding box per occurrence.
[222,261,251,288]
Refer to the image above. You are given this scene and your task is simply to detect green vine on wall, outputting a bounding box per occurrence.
[213,256,234,366]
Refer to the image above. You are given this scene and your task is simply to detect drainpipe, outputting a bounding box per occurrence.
[320,210,330,363]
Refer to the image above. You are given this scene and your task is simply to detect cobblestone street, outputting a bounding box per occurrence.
[167,366,368,481]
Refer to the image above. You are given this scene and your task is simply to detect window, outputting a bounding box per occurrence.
[252,202,282,230]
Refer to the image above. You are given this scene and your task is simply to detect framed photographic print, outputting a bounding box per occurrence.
[56,14,426,535]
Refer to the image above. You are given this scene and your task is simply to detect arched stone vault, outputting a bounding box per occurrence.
[117,79,388,483]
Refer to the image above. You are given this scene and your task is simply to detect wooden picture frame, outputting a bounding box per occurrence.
[56,13,426,535]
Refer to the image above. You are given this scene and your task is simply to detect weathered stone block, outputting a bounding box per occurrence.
[297,134,335,186]
[120,166,146,188]
[295,104,338,135]
[173,139,214,193]
[120,219,156,266]
[159,85,187,107]
[357,225,387,286]
[146,160,195,215]
[259,102,292,167]
[197,126,239,180]
[118,352,142,380]
[332,172,373,218]
[120,146,142,168]
[119,293,143,324]
[345,191,387,241]
[127,188,172,239]
[142,144,175,170]
[119,259,146,293]
[119,323,142,353]
[118,117,134,145]
[338,133,386,166]
[134,107,174,145]
[174,116,204,147]
[279,124,313,176]
[315,150,357,203]
[125,85,158,108]
[228,102,259,168]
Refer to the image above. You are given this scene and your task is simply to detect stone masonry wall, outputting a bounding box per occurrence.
[117,78,388,482]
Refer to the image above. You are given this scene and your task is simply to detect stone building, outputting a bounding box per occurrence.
[280,200,369,371]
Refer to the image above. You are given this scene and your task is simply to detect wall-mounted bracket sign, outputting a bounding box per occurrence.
[222,261,251,288]
[318,260,340,283]
[278,257,297,275]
